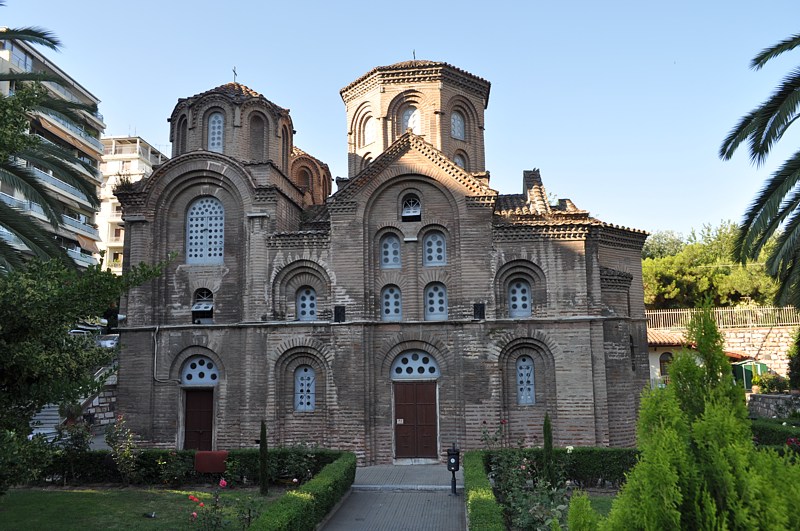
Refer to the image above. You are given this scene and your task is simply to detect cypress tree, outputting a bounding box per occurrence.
[259,419,268,495]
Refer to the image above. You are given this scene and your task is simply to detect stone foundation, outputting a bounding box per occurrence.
[748,393,800,419]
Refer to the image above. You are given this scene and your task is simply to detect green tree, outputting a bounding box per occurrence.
[569,305,800,529]
[720,32,800,306]
[642,221,777,309]
[642,230,685,260]
[0,13,101,272]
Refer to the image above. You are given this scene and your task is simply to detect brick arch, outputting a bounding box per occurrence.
[271,259,332,321]
[170,345,225,382]
[386,90,425,139]
[376,335,451,378]
[272,337,335,366]
[494,259,548,318]
[273,347,332,444]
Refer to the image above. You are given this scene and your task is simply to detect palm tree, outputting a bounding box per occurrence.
[0,18,101,272]
[720,32,800,306]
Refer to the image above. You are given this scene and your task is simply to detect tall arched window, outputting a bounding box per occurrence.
[362,116,376,146]
[294,365,315,412]
[281,125,291,171]
[298,168,312,191]
[659,352,673,378]
[451,111,465,140]
[422,231,446,266]
[181,355,220,386]
[401,106,420,134]
[424,282,447,321]
[508,279,532,318]
[186,197,224,265]
[516,355,535,405]
[453,153,467,169]
[177,117,187,155]
[296,286,317,321]
[207,112,224,153]
[249,114,266,160]
[381,285,402,321]
[380,233,401,269]
[401,194,421,222]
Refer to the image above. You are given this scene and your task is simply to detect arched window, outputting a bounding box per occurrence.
[381,285,402,321]
[401,106,420,134]
[453,153,467,169]
[298,168,312,191]
[207,112,224,153]
[249,114,266,160]
[516,355,535,405]
[181,355,219,386]
[401,194,421,222]
[380,233,401,269]
[177,117,187,155]
[451,111,465,140]
[362,116,376,146]
[508,279,531,318]
[423,231,446,266]
[659,352,673,378]
[296,286,317,321]
[424,282,447,321]
[294,365,316,412]
[281,125,291,170]
[390,351,440,379]
[192,288,214,324]
[186,197,224,265]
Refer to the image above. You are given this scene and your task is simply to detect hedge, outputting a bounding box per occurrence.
[751,418,800,446]
[250,452,356,531]
[463,451,505,531]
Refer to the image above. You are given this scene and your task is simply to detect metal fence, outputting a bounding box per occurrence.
[646,306,800,330]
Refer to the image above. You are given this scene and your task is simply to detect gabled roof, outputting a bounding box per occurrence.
[330,132,496,203]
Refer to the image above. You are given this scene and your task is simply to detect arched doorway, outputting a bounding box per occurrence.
[390,351,440,459]
[180,355,219,450]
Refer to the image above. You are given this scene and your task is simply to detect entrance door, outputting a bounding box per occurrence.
[394,381,437,458]
[184,389,213,450]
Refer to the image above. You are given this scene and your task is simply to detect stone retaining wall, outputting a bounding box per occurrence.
[721,326,796,376]
[748,393,800,418]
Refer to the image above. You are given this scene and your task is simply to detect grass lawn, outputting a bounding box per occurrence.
[588,493,615,517]
[0,485,284,530]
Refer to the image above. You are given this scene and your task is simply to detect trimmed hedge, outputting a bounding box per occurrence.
[250,452,356,531]
[463,451,504,531]
[751,418,800,446]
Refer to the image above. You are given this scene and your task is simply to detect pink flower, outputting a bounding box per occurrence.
[188,495,199,502]
[219,478,227,488]
[292,478,299,484]
[191,512,197,520]
[198,502,204,507]
[520,465,526,470]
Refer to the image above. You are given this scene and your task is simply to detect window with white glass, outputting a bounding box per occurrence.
[516,356,535,405]
[181,355,220,386]
[453,153,467,169]
[296,286,317,321]
[423,231,446,266]
[186,197,224,265]
[401,106,420,134]
[424,282,447,321]
[451,111,465,140]
[363,116,376,145]
[207,112,224,153]
[401,194,421,222]
[192,288,214,324]
[390,351,440,379]
[294,365,315,412]
[380,234,401,269]
[381,285,402,321]
[508,279,532,318]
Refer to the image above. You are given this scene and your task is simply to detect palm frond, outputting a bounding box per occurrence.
[21,143,100,208]
[32,93,99,129]
[0,159,65,227]
[0,201,72,268]
[720,108,760,160]
[0,26,61,50]
[0,236,25,274]
[746,68,800,165]
[751,33,800,70]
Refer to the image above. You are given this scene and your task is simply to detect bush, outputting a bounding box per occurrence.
[751,418,800,446]
[759,372,789,394]
[463,451,504,531]
[568,491,600,531]
[251,452,356,531]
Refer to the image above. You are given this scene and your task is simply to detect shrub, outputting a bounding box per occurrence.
[789,327,800,390]
[104,415,140,484]
[251,452,356,531]
[568,491,600,531]
[463,451,504,531]
[260,420,269,495]
[759,372,789,394]
[751,418,800,446]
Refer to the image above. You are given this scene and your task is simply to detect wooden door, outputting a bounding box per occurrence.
[184,389,213,450]
[394,381,437,458]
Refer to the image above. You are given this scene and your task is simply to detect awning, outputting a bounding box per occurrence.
[76,233,100,253]
[192,303,214,312]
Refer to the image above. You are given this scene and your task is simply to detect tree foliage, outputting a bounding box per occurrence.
[643,221,777,309]
[720,32,800,306]
[0,17,101,272]
[569,305,800,530]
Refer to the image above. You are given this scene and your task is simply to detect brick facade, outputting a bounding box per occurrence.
[116,62,648,464]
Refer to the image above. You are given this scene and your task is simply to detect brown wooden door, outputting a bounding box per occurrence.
[394,381,437,458]
[184,389,213,450]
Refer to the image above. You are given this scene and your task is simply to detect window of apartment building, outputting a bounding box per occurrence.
[186,197,225,265]
[380,233,401,269]
[424,282,447,321]
[381,285,402,322]
[294,365,316,412]
[422,231,446,266]
[516,355,535,405]
[296,286,317,321]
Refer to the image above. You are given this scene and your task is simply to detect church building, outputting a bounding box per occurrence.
[116,60,648,464]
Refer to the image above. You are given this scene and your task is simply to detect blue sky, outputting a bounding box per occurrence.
[4,1,799,236]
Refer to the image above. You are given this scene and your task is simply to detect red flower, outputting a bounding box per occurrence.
[219,478,228,488]
[500,419,507,425]
[198,502,204,508]
[188,495,199,502]
[191,512,197,520]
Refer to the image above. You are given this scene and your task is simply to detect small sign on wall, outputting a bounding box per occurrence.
[396,418,404,425]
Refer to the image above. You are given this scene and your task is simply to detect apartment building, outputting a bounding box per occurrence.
[0,38,105,267]
[98,136,167,273]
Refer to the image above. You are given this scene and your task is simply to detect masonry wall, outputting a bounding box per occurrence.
[722,326,795,376]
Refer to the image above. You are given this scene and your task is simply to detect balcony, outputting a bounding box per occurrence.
[67,248,98,266]
[38,110,104,153]
[0,192,100,238]
[29,165,91,204]
[42,80,104,123]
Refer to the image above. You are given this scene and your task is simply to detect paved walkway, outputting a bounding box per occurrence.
[322,465,466,531]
